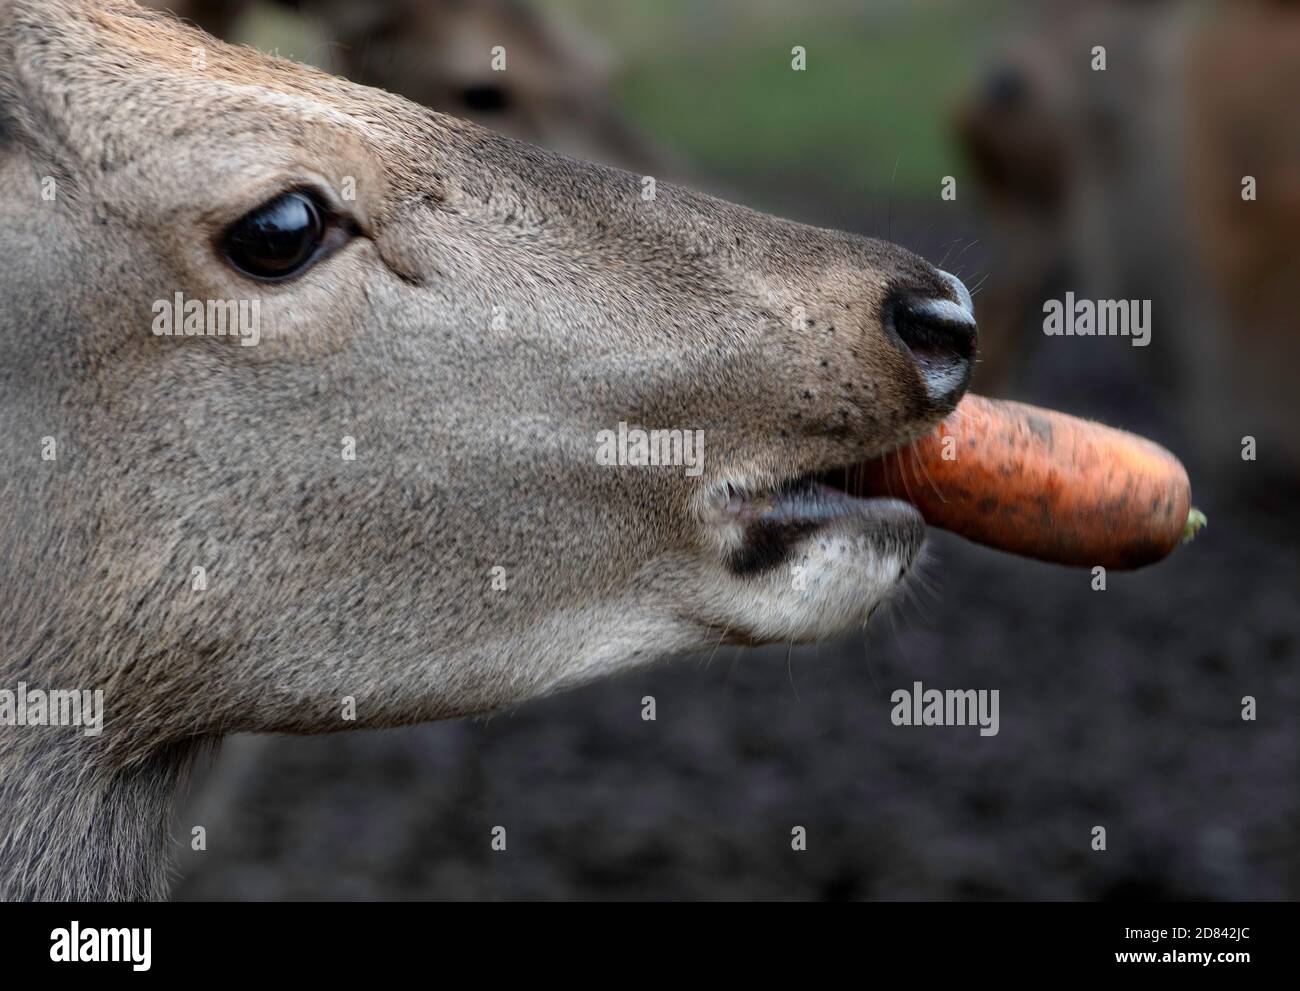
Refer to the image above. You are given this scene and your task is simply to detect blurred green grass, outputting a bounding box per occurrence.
[236,0,1014,201]
[613,5,1008,196]
[556,0,1014,200]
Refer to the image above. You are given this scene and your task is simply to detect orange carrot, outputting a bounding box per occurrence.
[851,394,1203,569]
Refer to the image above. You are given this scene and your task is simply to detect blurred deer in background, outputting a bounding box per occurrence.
[149,0,672,172]
[956,0,1300,481]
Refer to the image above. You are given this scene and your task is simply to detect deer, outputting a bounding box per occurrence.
[146,0,672,174]
[0,0,978,900]
[140,0,690,866]
[955,0,1300,477]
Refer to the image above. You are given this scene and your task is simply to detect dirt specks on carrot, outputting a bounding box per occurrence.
[851,394,1198,570]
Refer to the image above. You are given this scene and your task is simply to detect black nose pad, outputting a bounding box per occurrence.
[887,276,978,407]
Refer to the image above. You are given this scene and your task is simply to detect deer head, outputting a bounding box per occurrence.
[0,0,976,898]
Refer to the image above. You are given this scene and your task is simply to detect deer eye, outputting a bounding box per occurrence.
[221,189,329,281]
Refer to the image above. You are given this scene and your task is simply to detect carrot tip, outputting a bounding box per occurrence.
[1181,507,1208,545]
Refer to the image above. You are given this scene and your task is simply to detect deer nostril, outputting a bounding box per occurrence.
[887,271,977,408]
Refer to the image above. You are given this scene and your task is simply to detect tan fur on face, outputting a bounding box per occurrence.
[0,0,966,899]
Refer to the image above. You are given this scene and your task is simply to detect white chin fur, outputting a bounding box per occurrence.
[710,516,923,644]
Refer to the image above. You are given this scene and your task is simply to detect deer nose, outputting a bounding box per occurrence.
[887,270,977,409]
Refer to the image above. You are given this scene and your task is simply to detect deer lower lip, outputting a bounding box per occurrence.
[714,475,924,576]
[718,476,914,523]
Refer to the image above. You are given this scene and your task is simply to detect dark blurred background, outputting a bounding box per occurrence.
[158,0,1299,900]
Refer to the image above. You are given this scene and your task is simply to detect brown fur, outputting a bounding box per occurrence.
[0,0,970,899]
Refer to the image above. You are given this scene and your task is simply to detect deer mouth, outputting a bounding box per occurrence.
[707,471,925,578]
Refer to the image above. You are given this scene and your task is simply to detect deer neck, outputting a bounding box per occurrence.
[0,725,208,900]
